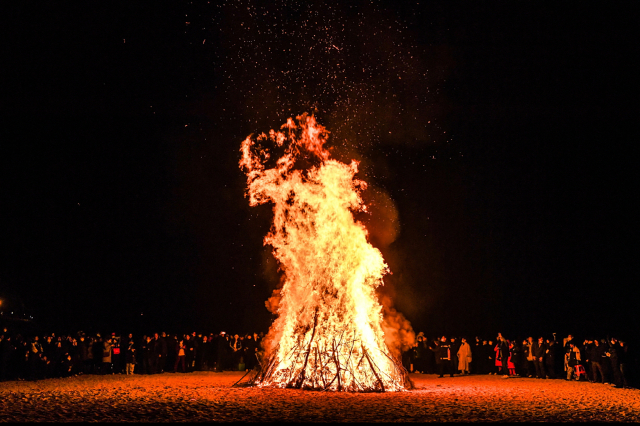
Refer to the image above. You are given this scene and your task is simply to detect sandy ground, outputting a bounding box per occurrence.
[1,371,639,422]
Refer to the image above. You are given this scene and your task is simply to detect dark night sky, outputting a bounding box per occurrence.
[1,1,637,339]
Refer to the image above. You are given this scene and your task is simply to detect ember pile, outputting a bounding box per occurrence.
[239,114,411,391]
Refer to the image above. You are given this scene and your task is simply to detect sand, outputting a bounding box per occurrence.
[1,372,639,422]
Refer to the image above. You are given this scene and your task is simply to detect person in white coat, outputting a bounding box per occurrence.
[457,337,472,375]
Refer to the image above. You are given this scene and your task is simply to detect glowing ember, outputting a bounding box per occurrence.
[239,114,412,391]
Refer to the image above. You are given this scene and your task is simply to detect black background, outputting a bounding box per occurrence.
[1,1,637,340]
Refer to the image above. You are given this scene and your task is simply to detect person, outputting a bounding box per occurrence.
[184,334,195,372]
[618,340,629,388]
[471,337,481,374]
[78,336,90,375]
[457,337,472,375]
[102,337,113,375]
[243,334,256,371]
[606,338,622,388]
[565,342,581,380]
[434,336,453,378]
[28,336,42,381]
[217,332,229,372]
[91,335,103,374]
[545,338,557,379]
[498,336,510,377]
[493,340,502,375]
[0,335,15,381]
[174,340,186,373]
[155,332,167,374]
[533,337,547,379]
[125,339,136,375]
[142,336,154,374]
[415,334,428,374]
[586,338,604,383]
[524,337,535,377]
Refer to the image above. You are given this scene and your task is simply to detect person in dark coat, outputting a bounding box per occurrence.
[606,338,623,388]
[78,336,90,374]
[125,339,136,375]
[0,335,15,381]
[618,340,629,388]
[496,336,509,376]
[208,334,219,372]
[216,333,229,372]
[165,334,177,372]
[433,336,453,378]
[141,336,154,374]
[449,337,460,375]
[243,334,256,371]
[184,334,195,373]
[545,338,557,379]
[533,337,547,379]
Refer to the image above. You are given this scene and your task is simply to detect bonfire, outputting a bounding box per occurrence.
[239,114,412,391]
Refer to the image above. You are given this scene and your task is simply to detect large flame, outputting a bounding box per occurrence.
[240,113,411,391]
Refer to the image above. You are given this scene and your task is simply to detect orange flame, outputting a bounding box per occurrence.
[240,113,411,391]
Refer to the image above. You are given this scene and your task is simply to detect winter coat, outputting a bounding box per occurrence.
[457,342,472,371]
[102,341,113,363]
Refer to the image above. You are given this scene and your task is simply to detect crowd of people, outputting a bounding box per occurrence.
[0,326,634,391]
[0,328,265,381]
[402,332,635,389]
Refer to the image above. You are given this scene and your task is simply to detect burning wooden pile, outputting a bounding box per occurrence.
[239,114,412,391]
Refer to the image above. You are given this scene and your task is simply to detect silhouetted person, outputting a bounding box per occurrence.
[434,336,453,378]
[174,340,186,373]
[545,339,557,379]
[606,338,622,388]
[533,337,547,379]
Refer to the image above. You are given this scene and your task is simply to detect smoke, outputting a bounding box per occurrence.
[360,185,416,357]
[379,293,416,357]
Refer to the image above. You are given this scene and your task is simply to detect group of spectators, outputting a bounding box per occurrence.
[1,326,634,391]
[403,332,634,389]
[0,327,265,381]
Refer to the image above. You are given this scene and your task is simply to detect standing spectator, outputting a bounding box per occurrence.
[216,333,228,372]
[142,336,155,374]
[102,337,113,375]
[471,337,481,374]
[533,337,547,379]
[510,340,521,376]
[545,338,557,379]
[449,337,460,375]
[606,338,623,388]
[0,335,15,381]
[174,340,186,373]
[434,336,453,378]
[158,333,168,373]
[184,334,195,373]
[230,334,243,370]
[28,336,42,381]
[565,342,581,380]
[523,337,535,377]
[125,339,136,375]
[243,334,256,371]
[197,335,209,371]
[457,337,472,375]
[152,333,162,374]
[586,339,603,383]
[208,334,219,372]
[78,336,90,375]
[165,334,177,372]
[92,335,103,374]
[618,340,629,388]
[190,332,200,372]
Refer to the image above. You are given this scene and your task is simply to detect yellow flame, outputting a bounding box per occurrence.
[240,114,409,391]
